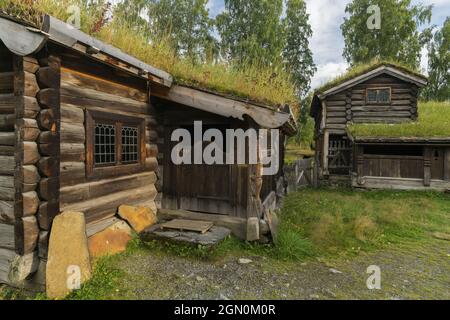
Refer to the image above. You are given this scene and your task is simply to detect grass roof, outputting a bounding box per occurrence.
[348,101,450,139]
[316,59,427,94]
[0,0,298,110]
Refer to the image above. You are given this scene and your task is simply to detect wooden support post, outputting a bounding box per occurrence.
[424,147,432,187]
[355,145,365,186]
[444,148,450,182]
[323,130,330,176]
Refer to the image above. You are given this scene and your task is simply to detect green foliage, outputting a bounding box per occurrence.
[341,0,432,69]
[283,0,316,98]
[65,255,125,300]
[115,0,217,62]
[216,0,316,101]
[349,101,450,138]
[422,18,450,101]
[216,0,285,66]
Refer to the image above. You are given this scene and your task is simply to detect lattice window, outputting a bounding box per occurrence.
[94,123,116,165]
[367,87,391,104]
[121,126,139,163]
[86,110,146,177]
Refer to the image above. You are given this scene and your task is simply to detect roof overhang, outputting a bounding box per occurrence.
[317,66,428,100]
[349,136,450,145]
[0,14,173,87]
[152,84,296,133]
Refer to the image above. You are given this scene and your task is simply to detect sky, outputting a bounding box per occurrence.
[206,0,450,89]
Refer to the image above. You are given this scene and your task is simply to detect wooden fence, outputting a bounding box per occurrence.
[285,158,314,192]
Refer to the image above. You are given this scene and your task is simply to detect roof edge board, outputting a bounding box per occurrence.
[46,15,173,87]
[318,66,427,99]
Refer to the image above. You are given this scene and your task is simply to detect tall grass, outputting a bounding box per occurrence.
[348,101,450,138]
[0,0,298,109]
[280,188,450,256]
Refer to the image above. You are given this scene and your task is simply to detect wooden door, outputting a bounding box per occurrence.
[431,148,445,180]
[163,125,243,216]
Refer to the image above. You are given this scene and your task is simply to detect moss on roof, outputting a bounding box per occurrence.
[0,0,298,110]
[348,101,450,139]
[315,59,427,94]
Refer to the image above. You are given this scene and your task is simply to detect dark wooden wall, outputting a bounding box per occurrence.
[155,100,250,218]
[56,51,158,226]
[0,43,15,283]
[325,74,418,134]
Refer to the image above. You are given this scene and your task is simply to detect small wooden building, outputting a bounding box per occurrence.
[310,63,450,190]
[0,14,295,288]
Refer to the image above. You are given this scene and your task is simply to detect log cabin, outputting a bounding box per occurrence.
[310,62,450,191]
[0,13,296,289]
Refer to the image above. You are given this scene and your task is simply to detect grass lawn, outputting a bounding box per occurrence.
[2,188,449,300]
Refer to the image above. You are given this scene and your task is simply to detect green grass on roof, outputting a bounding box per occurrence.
[348,101,450,139]
[0,0,298,110]
[316,59,426,94]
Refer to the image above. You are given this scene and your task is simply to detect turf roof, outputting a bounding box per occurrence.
[347,101,450,139]
[0,0,298,110]
[315,60,427,94]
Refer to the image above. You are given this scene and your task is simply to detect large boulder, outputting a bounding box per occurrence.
[46,211,91,299]
[118,205,157,233]
[88,220,133,258]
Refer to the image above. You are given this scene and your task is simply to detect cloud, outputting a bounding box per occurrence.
[311,62,349,89]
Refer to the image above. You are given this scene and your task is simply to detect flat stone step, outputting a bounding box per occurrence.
[141,223,231,247]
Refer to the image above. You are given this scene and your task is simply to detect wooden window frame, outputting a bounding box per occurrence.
[86,110,146,179]
[366,87,392,105]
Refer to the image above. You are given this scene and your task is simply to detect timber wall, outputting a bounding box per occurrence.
[0,44,15,283]
[324,74,418,134]
[58,60,159,228]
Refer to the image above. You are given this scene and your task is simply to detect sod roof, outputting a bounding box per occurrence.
[347,101,450,140]
[0,0,297,110]
[315,60,427,95]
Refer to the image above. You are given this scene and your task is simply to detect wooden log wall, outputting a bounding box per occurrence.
[12,54,61,263]
[0,45,15,279]
[325,74,418,132]
[59,66,158,225]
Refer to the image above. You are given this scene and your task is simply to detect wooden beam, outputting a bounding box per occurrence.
[152,84,290,129]
[0,17,48,56]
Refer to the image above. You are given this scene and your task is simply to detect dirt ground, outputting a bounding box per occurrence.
[108,239,449,300]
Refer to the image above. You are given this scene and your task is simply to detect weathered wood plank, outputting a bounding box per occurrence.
[60,162,86,187]
[61,68,148,102]
[61,83,151,115]
[0,114,14,131]
[60,143,85,162]
[61,103,84,124]
[0,132,14,146]
[60,122,85,144]
[0,201,14,225]
[61,184,158,224]
[0,223,14,250]
[0,72,13,94]
[60,171,157,205]
[0,94,17,114]
[0,248,15,284]
[158,209,247,240]
[0,186,14,201]
[0,156,14,175]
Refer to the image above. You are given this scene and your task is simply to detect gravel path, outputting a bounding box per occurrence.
[114,239,450,300]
